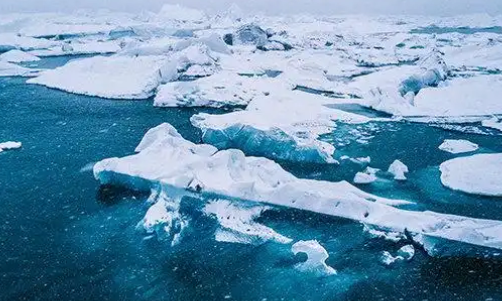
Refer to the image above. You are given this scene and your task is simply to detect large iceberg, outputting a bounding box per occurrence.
[440,153,502,197]
[27,55,167,99]
[94,123,502,256]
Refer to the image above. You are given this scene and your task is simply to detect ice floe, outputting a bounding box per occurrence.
[440,153,502,197]
[353,167,379,184]
[28,55,167,99]
[0,61,38,77]
[0,49,40,63]
[381,245,415,265]
[439,139,479,154]
[0,141,22,153]
[291,240,336,276]
[94,123,502,256]
[388,160,409,181]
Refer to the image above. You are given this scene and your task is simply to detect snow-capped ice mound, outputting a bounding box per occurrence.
[204,200,292,245]
[0,50,40,63]
[388,160,409,181]
[439,139,479,154]
[292,240,336,276]
[440,153,502,197]
[154,71,281,108]
[159,43,220,82]
[191,91,370,163]
[157,4,206,23]
[0,141,22,153]
[0,61,39,77]
[28,55,167,99]
[94,123,502,256]
[225,24,269,46]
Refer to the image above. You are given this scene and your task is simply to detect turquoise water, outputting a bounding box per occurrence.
[1,60,502,300]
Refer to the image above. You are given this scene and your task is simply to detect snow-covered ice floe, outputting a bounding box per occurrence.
[440,153,502,197]
[439,139,479,154]
[94,123,502,256]
[27,55,167,99]
[0,49,40,63]
[191,91,372,164]
[482,117,502,132]
[292,240,336,276]
[0,61,39,77]
[0,141,22,153]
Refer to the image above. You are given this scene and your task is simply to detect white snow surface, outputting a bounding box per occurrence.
[93,123,502,255]
[482,117,502,132]
[439,139,479,154]
[27,55,167,99]
[440,153,502,197]
[0,49,40,63]
[291,240,336,276]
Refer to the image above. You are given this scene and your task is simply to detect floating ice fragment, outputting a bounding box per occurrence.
[440,153,502,197]
[0,141,22,153]
[381,245,415,266]
[292,240,336,276]
[439,139,479,154]
[353,167,379,184]
[388,160,408,181]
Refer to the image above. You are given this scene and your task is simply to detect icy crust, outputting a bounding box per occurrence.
[440,153,502,197]
[292,240,336,276]
[0,50,40,63]
[27,55,167,99]
[482,117,502,132]
[191,91,371,164]
[439,139,479,154]
[94,123,502,256]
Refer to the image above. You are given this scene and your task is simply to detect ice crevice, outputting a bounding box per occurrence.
[94,122,502,257]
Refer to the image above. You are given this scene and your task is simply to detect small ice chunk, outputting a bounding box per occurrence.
[388,160,408,181]
[397,245,415,260]
[439,139,479,154]
[350,156,371,165]
[292,240,336,276]
[381,245,415,265]
[0,50,40,63]
[0,141,22,153]
[353,167,378,184]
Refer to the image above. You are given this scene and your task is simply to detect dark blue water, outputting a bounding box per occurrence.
[410,26,502,35]
[1,60,502,301]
